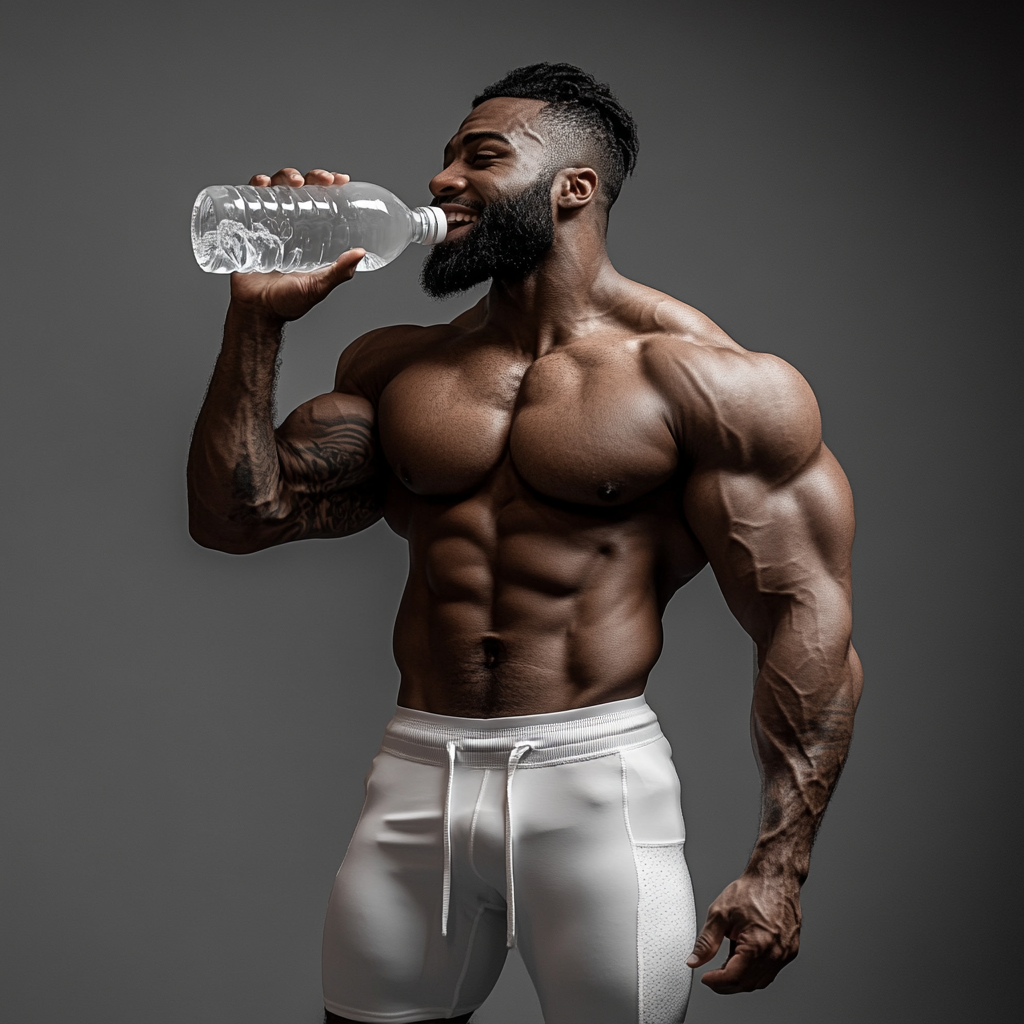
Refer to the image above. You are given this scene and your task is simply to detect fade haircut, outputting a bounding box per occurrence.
[472,63,639,211]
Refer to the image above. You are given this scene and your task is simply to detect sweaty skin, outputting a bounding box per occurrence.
[187,97,862,1016]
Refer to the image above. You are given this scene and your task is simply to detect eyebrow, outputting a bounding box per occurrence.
[443,130,514,162]
[461,131,512,146]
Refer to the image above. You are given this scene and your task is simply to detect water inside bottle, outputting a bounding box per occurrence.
[192,183,423,274]
[197,223,381,274]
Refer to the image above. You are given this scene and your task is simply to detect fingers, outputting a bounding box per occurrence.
[697,932,797,994]
[247,169,350,187]
[699,946,775,993]
[264,168,304,187]
[303,168,350,185]
[687,916,725,969]
[699,943,759,994]
[688,874,801,994]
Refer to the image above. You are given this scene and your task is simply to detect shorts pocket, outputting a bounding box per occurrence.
[621,740,686,844]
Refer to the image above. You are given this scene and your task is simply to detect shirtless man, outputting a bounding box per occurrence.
[187,64,862,1024]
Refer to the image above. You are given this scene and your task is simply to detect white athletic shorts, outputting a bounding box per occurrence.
[322,696,696,1023]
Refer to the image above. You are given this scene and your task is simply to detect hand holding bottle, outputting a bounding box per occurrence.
[226,168,366,323]
[193,167,446,325]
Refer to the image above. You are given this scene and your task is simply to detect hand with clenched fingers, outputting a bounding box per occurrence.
[229,167,365,323]
[687,871,802,993]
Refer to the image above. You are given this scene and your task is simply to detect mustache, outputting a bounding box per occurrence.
[430,195,485,214]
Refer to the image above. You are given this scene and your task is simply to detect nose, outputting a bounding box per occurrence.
[429,164,468,200]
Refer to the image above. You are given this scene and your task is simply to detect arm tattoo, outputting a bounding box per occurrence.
[277,417,376,489]
[276,475,384,541]
[230,414,383,541]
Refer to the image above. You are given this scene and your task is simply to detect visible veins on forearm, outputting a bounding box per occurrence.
[750,657,858,878]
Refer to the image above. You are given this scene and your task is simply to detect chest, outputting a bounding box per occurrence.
[377,345,678,505]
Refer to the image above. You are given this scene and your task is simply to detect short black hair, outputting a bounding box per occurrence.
[472,63,638,208]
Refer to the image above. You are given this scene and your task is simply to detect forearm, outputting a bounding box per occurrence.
[187,301,287,547]
[747,615,863,884]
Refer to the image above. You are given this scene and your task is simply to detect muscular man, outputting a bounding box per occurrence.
[188,64,862,1024]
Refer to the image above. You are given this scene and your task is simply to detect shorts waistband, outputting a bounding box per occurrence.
[381,694,662,769]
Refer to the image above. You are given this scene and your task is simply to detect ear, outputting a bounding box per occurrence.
[554,168,599,209]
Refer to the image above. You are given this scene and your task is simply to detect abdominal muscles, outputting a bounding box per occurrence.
[392,489,675,717]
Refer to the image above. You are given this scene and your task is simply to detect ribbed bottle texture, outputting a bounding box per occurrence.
[191,182,445,274]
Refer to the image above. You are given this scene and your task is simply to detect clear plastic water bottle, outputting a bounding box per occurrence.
[191,182,447,274]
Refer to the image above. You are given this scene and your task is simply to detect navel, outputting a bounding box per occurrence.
[597,480,623,502]
[481,636,506,671]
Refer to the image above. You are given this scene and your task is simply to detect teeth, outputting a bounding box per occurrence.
[447,211,479,224]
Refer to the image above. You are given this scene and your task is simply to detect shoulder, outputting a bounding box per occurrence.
[333,315,475,405]
[637,296,821,481]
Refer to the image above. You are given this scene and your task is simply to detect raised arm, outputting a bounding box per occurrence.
[679,352,863,993]
[187,167,384,554]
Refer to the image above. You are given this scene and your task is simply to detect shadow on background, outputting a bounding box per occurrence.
[1,2,1018,1022]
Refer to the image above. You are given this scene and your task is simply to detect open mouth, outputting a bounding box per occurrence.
[442,206,480,238]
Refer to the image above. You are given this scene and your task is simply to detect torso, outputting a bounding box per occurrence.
[342,283,742,716]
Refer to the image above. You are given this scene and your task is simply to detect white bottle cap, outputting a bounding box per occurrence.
[417,205,447,245]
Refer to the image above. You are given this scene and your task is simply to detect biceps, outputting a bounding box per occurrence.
[682,448,855,639]
[275,392,377,490]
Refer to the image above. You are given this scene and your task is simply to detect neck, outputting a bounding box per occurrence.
[481,220,629,358]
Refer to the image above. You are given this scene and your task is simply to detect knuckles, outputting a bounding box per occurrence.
[248,168,350,191]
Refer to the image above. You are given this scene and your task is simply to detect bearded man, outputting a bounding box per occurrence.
[187,63,862,1024]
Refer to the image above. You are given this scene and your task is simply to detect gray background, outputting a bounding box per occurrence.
[2,1,1019,1022]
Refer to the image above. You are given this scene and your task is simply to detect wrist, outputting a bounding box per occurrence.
[745,842,809,888]
[227,295,287,332]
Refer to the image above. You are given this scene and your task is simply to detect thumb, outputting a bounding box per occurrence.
[318,248,366,290]
[687,917,726,968]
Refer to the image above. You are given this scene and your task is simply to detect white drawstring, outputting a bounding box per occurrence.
[442,738,533,943]
[504,742,532,948]
[441,739,457,937]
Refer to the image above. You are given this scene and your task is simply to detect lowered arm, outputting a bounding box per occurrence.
[681,353,863,992]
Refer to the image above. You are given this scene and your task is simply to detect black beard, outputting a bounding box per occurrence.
[420,174,555,299]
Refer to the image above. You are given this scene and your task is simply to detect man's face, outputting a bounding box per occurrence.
[421,98,557,298]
